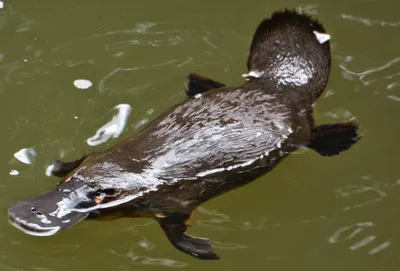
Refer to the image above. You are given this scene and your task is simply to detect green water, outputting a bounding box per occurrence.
[1,0,399,270]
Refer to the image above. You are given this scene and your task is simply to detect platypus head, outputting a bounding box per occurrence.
[244,10,331,107]
[8,177,120,236]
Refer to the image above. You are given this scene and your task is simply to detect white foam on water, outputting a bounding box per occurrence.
[87,104,132,146]
[45,164,55,177]
[73,79,93,90]
[313,31,330,44]
[14,148,36,164]
[9,169,19,176]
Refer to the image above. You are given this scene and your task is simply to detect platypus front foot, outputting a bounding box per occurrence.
[51,156,86,177]
[307,122,360,156]
[160,220,219,260]
[185,73,225,97]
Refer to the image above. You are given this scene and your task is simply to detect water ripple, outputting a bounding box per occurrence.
[339,56,400,86]
[349,235,376,250]
[296,4,319,15]
[98,57,190,93]
[368,241,391,255]
[110,250,188,268]
[196,206,234,231]
[329,221,391,255]
[335,184,386,212]
[0,264,24,271]
[328,221,375,244]
[341,14,400,27]
[212,240,248,250]
[30,267,53,271]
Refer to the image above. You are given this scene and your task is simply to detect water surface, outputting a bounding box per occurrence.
[1,0,399,270]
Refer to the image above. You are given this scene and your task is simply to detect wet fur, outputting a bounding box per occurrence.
[247,10,331,108]
[8,10,360,260]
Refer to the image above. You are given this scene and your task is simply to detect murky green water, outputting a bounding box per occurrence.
[1,0,399,270]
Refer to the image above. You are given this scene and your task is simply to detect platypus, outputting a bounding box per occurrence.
[8,10,360,260]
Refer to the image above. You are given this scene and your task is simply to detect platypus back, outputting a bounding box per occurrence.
[245,10,331,107]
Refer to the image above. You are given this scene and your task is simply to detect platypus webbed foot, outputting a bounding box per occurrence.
[308,122,360,156]
[160,220,219,260]
[51,156,86,177]
[185,73,225,97]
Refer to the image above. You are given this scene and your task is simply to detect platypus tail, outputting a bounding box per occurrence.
[245,10,331,106]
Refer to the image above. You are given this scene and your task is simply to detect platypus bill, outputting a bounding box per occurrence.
[8,10,360,260]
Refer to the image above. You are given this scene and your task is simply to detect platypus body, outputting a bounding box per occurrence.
[8,10,360,260]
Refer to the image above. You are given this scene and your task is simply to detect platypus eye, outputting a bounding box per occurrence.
[96,188,116,196]
[90,188,116,198]
[92,188,117,204]
[101,188,116,195]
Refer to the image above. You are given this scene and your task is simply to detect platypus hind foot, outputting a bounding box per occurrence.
[185,73,225,97]
[308,122,360,156]
[51,156,86,177]
[160,219,219,260]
